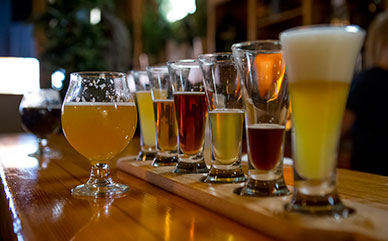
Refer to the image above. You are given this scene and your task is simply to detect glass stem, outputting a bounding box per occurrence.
[37,138,48,155]
[87,163,114,187]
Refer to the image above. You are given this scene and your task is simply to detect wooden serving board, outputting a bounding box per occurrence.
[117,157,388,241]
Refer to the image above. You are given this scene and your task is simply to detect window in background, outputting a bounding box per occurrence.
[0,57,40,94]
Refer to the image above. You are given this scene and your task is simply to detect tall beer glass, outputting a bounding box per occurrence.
[147,65,178,167]
[232,40,289,196]
[131,70,157,161]
[198,53,246,183]
[280,25,365,216]
[62,72,137,197]
[167,59,209,173]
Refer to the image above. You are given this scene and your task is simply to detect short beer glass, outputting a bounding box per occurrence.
[147,65,178,166]
[198,53,246,183]
[280,25,365,216]
[62,72,137,197]
[232,40,289,196]
[131,70,157,161]
[168,59,209,173]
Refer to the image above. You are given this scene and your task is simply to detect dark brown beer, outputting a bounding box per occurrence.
[247,123,285,171]
[20,107,61,138]
[174,92,207,155]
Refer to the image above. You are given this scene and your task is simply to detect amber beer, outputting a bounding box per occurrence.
[154,99,177,151]
[247,123,285,171]
[174,92,207,155]
[62,102,137,165]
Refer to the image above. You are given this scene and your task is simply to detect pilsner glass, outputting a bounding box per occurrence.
[131,70,157,161]
[167,59,209,173]
[147,65,178,167]
[19,89,61,158]
[232,40,290,196]
[198,53,246,183]
[280,25,365,216]
[62,72,137,197]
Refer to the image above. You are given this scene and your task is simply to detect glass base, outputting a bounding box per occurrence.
[71,163,129,197]
[285,190,354,217]
[174,159,209,174]
[136,150,157,161]
[28,146,61,159]
[202,166,246,183]
[236,176,289,197]
[152,155,178,167]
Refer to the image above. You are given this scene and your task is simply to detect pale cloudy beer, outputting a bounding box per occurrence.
[280,25,365,215]
[62,102,137,165]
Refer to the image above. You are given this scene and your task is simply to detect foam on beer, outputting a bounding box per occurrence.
[280,26,365,83]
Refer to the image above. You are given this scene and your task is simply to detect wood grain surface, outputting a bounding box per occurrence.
[117,155,388,241]
[0,133,273,241]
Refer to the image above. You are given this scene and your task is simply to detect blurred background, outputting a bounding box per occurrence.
[0,0,387,167]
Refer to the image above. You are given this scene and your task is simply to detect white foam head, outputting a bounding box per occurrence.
[280,25,365,83]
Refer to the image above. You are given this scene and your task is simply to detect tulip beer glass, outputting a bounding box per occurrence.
[232,40,289,196]
[168,59,209,173]
[62,72,137,197]
[280,25,365,215]
[147,65,178,166]
[198,53,246,183]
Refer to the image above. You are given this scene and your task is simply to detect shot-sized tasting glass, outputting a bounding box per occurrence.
[280,25,365,216]
[232,40,290,196]
[19,89,62,158]
[167,59,209,173]
[198,53,246,183]
[130,70,157,161]
[147,65,178,166]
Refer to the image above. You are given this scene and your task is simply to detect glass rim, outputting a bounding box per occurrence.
[198,52,233,62]
[279,24,365,38]
[71,71,126,77]
[146,65,168,72]
[231,40,281,53]
[167,59,200,69]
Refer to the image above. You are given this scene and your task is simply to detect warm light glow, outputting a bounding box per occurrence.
[162,0,196,23]
[164,208,171,241]
[0,57,40,94]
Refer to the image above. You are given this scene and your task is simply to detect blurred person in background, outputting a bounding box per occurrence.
[342,11,388,176]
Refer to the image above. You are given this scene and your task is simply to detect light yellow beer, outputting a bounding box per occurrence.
[136,91,157,147]
[281,26,365,180]
[61,102,137,165]
[209,109,244,165]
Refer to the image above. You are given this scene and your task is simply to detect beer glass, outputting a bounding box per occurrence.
[198,53,246,183]
[19,89,61,158]
[232,40,289,196]
[147,65,178,166]
[131,70,157,161]
[280,25,365,216]
[62,72,137,197]
[167,59,209,173]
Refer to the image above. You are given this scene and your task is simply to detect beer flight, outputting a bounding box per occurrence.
[24,25,364,217]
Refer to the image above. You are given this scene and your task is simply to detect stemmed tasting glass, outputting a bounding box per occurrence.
[198,53,246,183]
[61,72,137,197]
[130,70,157,161]
[147,65,178,166]
[167,59,209,173]
[19,89,61,158]
[232,40,290,196]
[280,25,365,216]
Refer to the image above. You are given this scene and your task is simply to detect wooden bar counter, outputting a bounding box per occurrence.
[0,133,272,241]
[1,133,388,241]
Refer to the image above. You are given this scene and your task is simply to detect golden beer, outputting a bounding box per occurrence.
[136,91,157,147]
[209,109,244,165]
[153,99,177,151]
[62,102,137,165]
